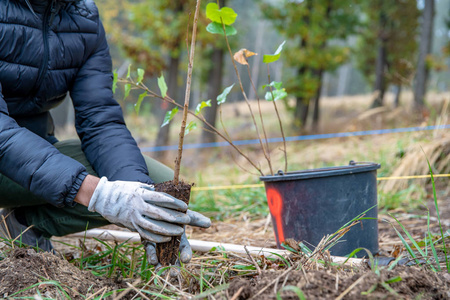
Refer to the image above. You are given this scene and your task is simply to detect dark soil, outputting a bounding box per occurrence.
[154,180,192,266]
[227,266,450,299]
[0,248,131,299]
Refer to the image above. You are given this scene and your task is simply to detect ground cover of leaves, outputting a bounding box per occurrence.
[1,247,450,299]
[226,267,450,299]
[0,248,131,299]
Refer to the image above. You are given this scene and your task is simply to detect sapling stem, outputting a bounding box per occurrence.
[219,107,232,141]
[173,0,202,185]
[267,65,288,173]
[150,95,262,175]
[220,17,274,176]
[118,79,264,175]
[246,64,271,170]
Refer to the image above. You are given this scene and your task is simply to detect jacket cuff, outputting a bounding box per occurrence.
[64,171,89,207]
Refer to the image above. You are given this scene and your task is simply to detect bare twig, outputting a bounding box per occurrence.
[247,64,272,173]
[267,65,288,172]
[155,273,170,300]
[166,94,263,175]
[249,267,294,299]
[125,281,150,300]
[174,0,202,184]
[85,286,107,300]
[335,273,369,300]
[114,283,134,300]
[219,107,232,141]
[119,81,264,176]
[219,11,273,175]
[230,287,244,300]
[244,245,262,275]
[228,150,261,177]
[1,213,13,241]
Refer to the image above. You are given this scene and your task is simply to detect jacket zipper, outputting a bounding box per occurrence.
[33,0,56,95]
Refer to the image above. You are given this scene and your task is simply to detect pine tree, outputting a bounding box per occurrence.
[356,0,419,108]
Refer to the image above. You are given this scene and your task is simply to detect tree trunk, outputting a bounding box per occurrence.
[293,0,312,129]
[414,0,435,110]
[371,9,388,108]
[294,96,309,128]
[312,69,324,132]
[200,48,224,144]
[155,55,180,161]
[311,2,329,132]
[394,85,402,108]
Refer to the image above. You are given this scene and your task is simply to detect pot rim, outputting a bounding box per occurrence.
[260,161,381,182]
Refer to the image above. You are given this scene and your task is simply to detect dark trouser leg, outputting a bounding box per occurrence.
[0,139,174,238]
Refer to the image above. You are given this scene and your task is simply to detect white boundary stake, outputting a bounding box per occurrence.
[66,229,364,265]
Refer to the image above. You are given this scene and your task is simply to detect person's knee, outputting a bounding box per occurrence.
[143,155,174,184]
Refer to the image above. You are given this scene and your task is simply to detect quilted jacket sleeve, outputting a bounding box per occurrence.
[0,84,88,207]
[70,21,153,185]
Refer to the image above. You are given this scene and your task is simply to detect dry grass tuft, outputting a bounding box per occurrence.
[381,131,450,193]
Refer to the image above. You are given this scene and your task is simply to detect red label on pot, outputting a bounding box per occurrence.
[266,188,285,244]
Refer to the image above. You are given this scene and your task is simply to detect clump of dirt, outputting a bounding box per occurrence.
[0,248,130,299]
[154,180,192,266]
[227,266,450,299]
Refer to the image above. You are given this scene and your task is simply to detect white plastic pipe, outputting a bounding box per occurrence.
[67,229,363,265]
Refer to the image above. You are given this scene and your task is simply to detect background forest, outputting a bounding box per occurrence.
[53,0,450,154]
[3,1,450,298]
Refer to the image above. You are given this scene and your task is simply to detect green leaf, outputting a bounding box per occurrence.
[135,92,147,115]
[232,265,256,270]
[137,68,145,84]
[281,243,299,254]
[123,84,131,100]
[206,3,237,25]
[184,121,197,135]
[265,89,288,101]
[206,22,237,36]
[126,64,132,78]
[263,41,286,64]
[389,220,424,267]
[427,210,441,271]
[385,276,402,284]
[195,100,212,115]
[423,148,450,271]
[217,84,234,105]
[262,81,283,90]
[158,74,168,98]
[390,213,435,271]
[112,70,118,94]
[161,107,178,127]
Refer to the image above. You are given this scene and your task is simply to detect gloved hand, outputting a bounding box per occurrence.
[88,177,191,243]
[143,209,211,273]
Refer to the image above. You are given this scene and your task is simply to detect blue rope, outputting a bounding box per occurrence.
[141,124,450,152]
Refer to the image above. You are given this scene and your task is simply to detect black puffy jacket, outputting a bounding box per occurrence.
[0,0,153,207]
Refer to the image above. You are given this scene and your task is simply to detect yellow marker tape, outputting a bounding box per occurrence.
[377,174,450,181]
[191,174,450,192]
[193,184,264,191]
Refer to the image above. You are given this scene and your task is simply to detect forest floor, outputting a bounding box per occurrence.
[1,92,450,299]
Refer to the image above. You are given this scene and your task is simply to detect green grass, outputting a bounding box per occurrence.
[378,183,426,211]
[386,152,449,272]
[4,100,450,297]
[190,184,268,221]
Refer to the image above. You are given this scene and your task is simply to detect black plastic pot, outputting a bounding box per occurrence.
[260,161,380,257]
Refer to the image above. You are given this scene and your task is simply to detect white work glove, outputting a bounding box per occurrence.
[144,209,211,273]
[88,177,191,243]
